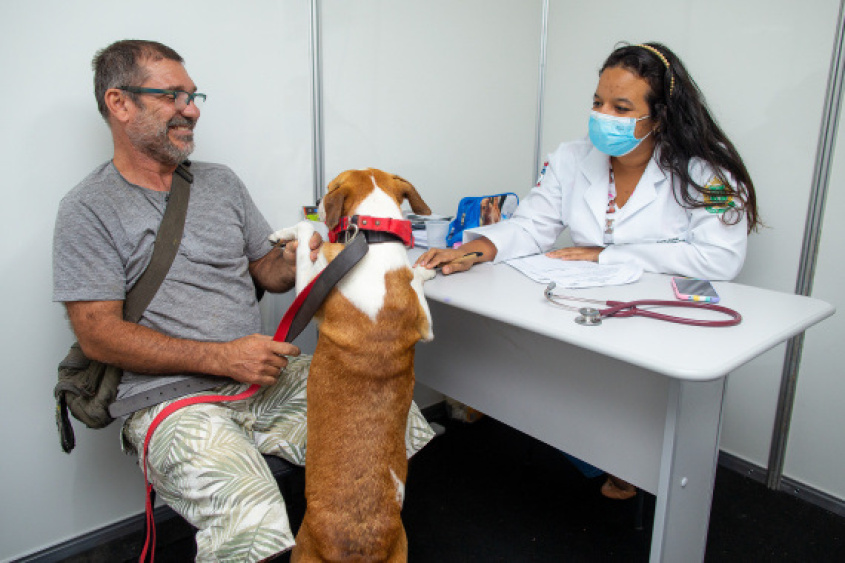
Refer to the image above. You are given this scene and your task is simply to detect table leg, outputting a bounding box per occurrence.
[650,377,726,562]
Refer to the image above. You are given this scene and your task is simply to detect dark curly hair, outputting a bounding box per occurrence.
[601,42,760,232]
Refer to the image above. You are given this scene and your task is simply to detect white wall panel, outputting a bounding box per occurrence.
[321,0,543,216]
[0,1,312,559]
[784,100,845,499]
[543,0,840,473]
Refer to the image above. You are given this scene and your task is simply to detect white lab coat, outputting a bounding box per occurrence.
[465,138,748,280]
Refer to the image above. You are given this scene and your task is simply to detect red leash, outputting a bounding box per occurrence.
[138,275,320,562]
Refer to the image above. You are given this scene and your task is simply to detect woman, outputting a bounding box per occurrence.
[416,42,760,498]
[417,41,759,277]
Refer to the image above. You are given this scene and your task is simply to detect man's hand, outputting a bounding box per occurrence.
[251,231,323,293]
[277,231,322,265]
[210,334,301,386]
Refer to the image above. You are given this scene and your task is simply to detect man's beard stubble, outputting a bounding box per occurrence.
[126,106,195,166]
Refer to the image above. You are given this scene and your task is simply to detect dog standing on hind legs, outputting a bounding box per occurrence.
[270,168,436,562]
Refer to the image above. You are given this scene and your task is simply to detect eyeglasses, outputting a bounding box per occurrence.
[118,86,206,110]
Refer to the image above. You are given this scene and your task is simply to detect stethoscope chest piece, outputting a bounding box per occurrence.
[575,307,602,326]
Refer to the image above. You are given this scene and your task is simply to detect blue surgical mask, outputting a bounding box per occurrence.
[588,110,652,156]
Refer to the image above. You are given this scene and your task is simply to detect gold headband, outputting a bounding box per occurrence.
[636,44,675,96]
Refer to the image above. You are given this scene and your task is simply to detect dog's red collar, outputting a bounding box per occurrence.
[328,215,414,248]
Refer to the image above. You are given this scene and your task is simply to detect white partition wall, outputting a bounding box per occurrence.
[320,0,544,216]
[317,0,545,435]
[541,0,843,492]
[0,1,313,559]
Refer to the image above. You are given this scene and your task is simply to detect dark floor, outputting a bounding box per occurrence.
[69,415,844,562]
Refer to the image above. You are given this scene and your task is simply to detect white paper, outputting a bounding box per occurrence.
[505,254,642,288]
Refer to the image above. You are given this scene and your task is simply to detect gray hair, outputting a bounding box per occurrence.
[91,40,183,121]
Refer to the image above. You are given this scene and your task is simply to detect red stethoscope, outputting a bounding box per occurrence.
[543,282,742,327]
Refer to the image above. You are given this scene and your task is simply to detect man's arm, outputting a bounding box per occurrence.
[66,300,296,386]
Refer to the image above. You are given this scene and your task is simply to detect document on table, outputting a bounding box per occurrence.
[505,254,643,288]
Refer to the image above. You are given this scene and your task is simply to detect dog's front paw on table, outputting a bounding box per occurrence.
[414,265,437,282]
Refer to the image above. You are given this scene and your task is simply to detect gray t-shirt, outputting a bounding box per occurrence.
[53,161,275,400]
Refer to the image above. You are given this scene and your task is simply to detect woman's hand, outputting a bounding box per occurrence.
[546,246,604,262]
[414,248,475,275]
[415,237,496,275]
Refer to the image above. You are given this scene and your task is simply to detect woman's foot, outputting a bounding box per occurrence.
[601,474,637,500]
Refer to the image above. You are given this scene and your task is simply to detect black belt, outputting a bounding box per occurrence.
[109,376,229,418]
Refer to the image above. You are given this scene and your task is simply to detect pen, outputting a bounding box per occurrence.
[438,251,483,268]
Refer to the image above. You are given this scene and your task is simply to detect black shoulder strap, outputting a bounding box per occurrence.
[124,162,193,323]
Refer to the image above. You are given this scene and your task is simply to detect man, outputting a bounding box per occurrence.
[53,40,433,561]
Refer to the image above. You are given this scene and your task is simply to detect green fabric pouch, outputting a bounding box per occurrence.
[55,342,121,451]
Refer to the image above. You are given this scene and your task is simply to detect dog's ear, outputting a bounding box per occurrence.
[322,182,348,231]
[393,175,431,216]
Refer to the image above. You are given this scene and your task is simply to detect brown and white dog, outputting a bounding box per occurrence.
[270,168,436,562]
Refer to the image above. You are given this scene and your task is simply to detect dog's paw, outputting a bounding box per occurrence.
[414,265,437,283]
[268,226,299,245]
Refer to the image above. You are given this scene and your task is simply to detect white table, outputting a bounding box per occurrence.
[412,257,834,562]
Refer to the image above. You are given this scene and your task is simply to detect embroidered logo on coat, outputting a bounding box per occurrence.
[703,177,735,214]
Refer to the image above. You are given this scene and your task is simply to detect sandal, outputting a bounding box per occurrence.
[601,474,637,500]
